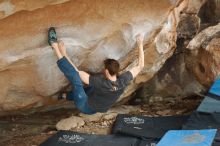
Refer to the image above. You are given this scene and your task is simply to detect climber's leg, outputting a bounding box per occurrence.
[58,41,79,72]
[48,27,95,114]
[56,58,95,114]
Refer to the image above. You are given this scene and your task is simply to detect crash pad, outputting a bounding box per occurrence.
[112,114,189,139]
[156,129,217,146]
[40,130,156,146]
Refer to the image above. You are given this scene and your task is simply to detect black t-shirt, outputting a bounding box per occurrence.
[88,71,133,112]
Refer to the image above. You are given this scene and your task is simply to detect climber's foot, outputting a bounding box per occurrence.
[48,27,58,46]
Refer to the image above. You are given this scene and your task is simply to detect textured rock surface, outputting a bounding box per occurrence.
[0,0,71,19]
[56,116,85,130]
[186,23,220,87]
[136,0,220,100]
[138,52,205,100]
[0,0,210,113]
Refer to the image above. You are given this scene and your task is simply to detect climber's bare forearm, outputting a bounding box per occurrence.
[129,34,144,78]
[64,54,90,84]
[78,71,90,85]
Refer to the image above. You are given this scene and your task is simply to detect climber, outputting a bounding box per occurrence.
[48,27,144,114]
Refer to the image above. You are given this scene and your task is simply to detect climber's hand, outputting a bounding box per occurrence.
[136,34,144,46]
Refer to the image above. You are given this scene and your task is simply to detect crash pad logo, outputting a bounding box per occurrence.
[58,134,84,144]
[124,117,145,124]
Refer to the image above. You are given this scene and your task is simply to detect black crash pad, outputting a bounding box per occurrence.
[112,114,189,139]
[182,112,220,145]
[40,130,157,146]
[212,141,220,146]
[197,96,220,113]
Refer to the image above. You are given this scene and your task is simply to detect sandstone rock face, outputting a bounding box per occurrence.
[0,0,71,19]
[186,24,220,87]
[135,0,220,100]
[0,0,206,113]
[138,52,205,100]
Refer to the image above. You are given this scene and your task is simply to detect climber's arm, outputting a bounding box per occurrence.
[129,34,144,78]
[78,71,90,85]
[63,53,90,85]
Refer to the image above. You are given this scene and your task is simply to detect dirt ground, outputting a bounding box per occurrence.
[0,95,203,146]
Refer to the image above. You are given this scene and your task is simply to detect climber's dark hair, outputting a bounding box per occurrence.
[104,59,120,76]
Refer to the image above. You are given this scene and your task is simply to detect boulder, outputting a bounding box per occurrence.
[129,0,209,100]
[186,23,220,87]
[79,105,140,122]
[0,0,205,113]
[56,116,85,130]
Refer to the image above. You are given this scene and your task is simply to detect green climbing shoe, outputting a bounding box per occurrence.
[48,27,57,46]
